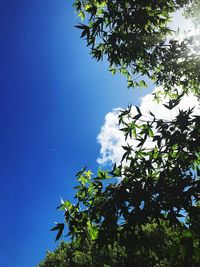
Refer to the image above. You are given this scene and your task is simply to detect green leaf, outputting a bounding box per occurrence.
[78,176,87,185]
[58,200,73,211]
[183,230,193,238]
[78,11,85,21]
[128,80,133,88]
[87,221,98,240]
[138,80,147,88]
[51,223,65,242]
[109,68,116,75]
[76,166,87,178]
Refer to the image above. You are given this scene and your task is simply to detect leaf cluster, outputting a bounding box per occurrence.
[52,105,200,265]
[39,221,199,266]
[73,0,200,96]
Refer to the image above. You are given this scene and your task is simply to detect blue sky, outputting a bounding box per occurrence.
[0,1,197,266]
[0,1,154,266]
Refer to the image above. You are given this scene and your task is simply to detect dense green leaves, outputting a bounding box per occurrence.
[39,222,199,266]
[65,107,198,237]
[45,1,200,266]
[73,0,200,96]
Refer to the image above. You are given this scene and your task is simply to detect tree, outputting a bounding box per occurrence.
[73,0,200,97]
[51,107,200,265]
[45,0,200,266]
[38,222,198,266]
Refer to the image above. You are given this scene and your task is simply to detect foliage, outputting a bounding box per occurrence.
[51,104,200,265]
[45,0,200,266]
[37,242,69,267]
[38,221,199,266]
[73,0,200,96]
[37,239,126,267]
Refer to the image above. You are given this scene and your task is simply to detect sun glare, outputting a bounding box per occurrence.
[170,10,200,54]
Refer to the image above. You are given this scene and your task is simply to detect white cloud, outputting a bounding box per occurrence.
[97,108,124,165]
[97,89,200,166]
[140,88,200,119]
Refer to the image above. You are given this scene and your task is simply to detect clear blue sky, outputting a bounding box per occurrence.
[0,1,153,266]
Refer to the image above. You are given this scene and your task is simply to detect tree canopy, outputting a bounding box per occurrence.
[38,221,199,266]
[39,0,200,266]
[73,0,200,96]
